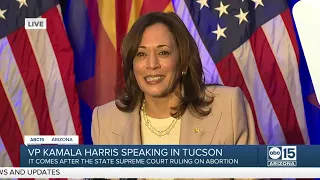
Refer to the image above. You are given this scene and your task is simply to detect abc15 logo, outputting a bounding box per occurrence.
[268,146,297,161]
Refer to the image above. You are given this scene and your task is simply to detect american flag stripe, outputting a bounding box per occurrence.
[41,6,80,137]
[2,35,40,136]
[8,29,54,136]
[0,137,12,168]
[26,26,72,135]
[261,14,309,144]
[56,3,64,22]
[250,26,305,144]
[0,79,24,180]
[0,108,19,168]
[0,51,24,168]
[280,9,300,65]
[232,41,286,144]
[218,54,266,144]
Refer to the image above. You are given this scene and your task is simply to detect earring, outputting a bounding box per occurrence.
[182,71,187,76]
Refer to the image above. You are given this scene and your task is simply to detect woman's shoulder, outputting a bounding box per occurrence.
[204,85,245,100]
[93,100,128,120]
[203,85,247,115]
[203,85,258,145]
[91,100,130,144]
[94,100,118,113]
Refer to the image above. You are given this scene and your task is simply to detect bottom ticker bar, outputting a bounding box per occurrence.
[0,167,320,178]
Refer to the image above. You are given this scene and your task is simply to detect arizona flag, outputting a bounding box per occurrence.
[60,0,174,144]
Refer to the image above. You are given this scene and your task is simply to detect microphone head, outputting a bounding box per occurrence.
[293,0,320,103]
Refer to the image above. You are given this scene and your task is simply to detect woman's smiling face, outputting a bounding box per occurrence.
[133,23,179,98]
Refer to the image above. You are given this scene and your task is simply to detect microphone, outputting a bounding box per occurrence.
[292,0,320,103]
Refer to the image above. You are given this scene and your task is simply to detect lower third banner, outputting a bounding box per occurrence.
[20,145,320,167]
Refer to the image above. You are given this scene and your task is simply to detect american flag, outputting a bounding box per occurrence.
[177,0,320,145]
[0,0,83,174]
[185,0,320,145]
[178,0,312,145]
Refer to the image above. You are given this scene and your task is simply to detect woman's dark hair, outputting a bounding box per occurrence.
[116,12,214,118]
